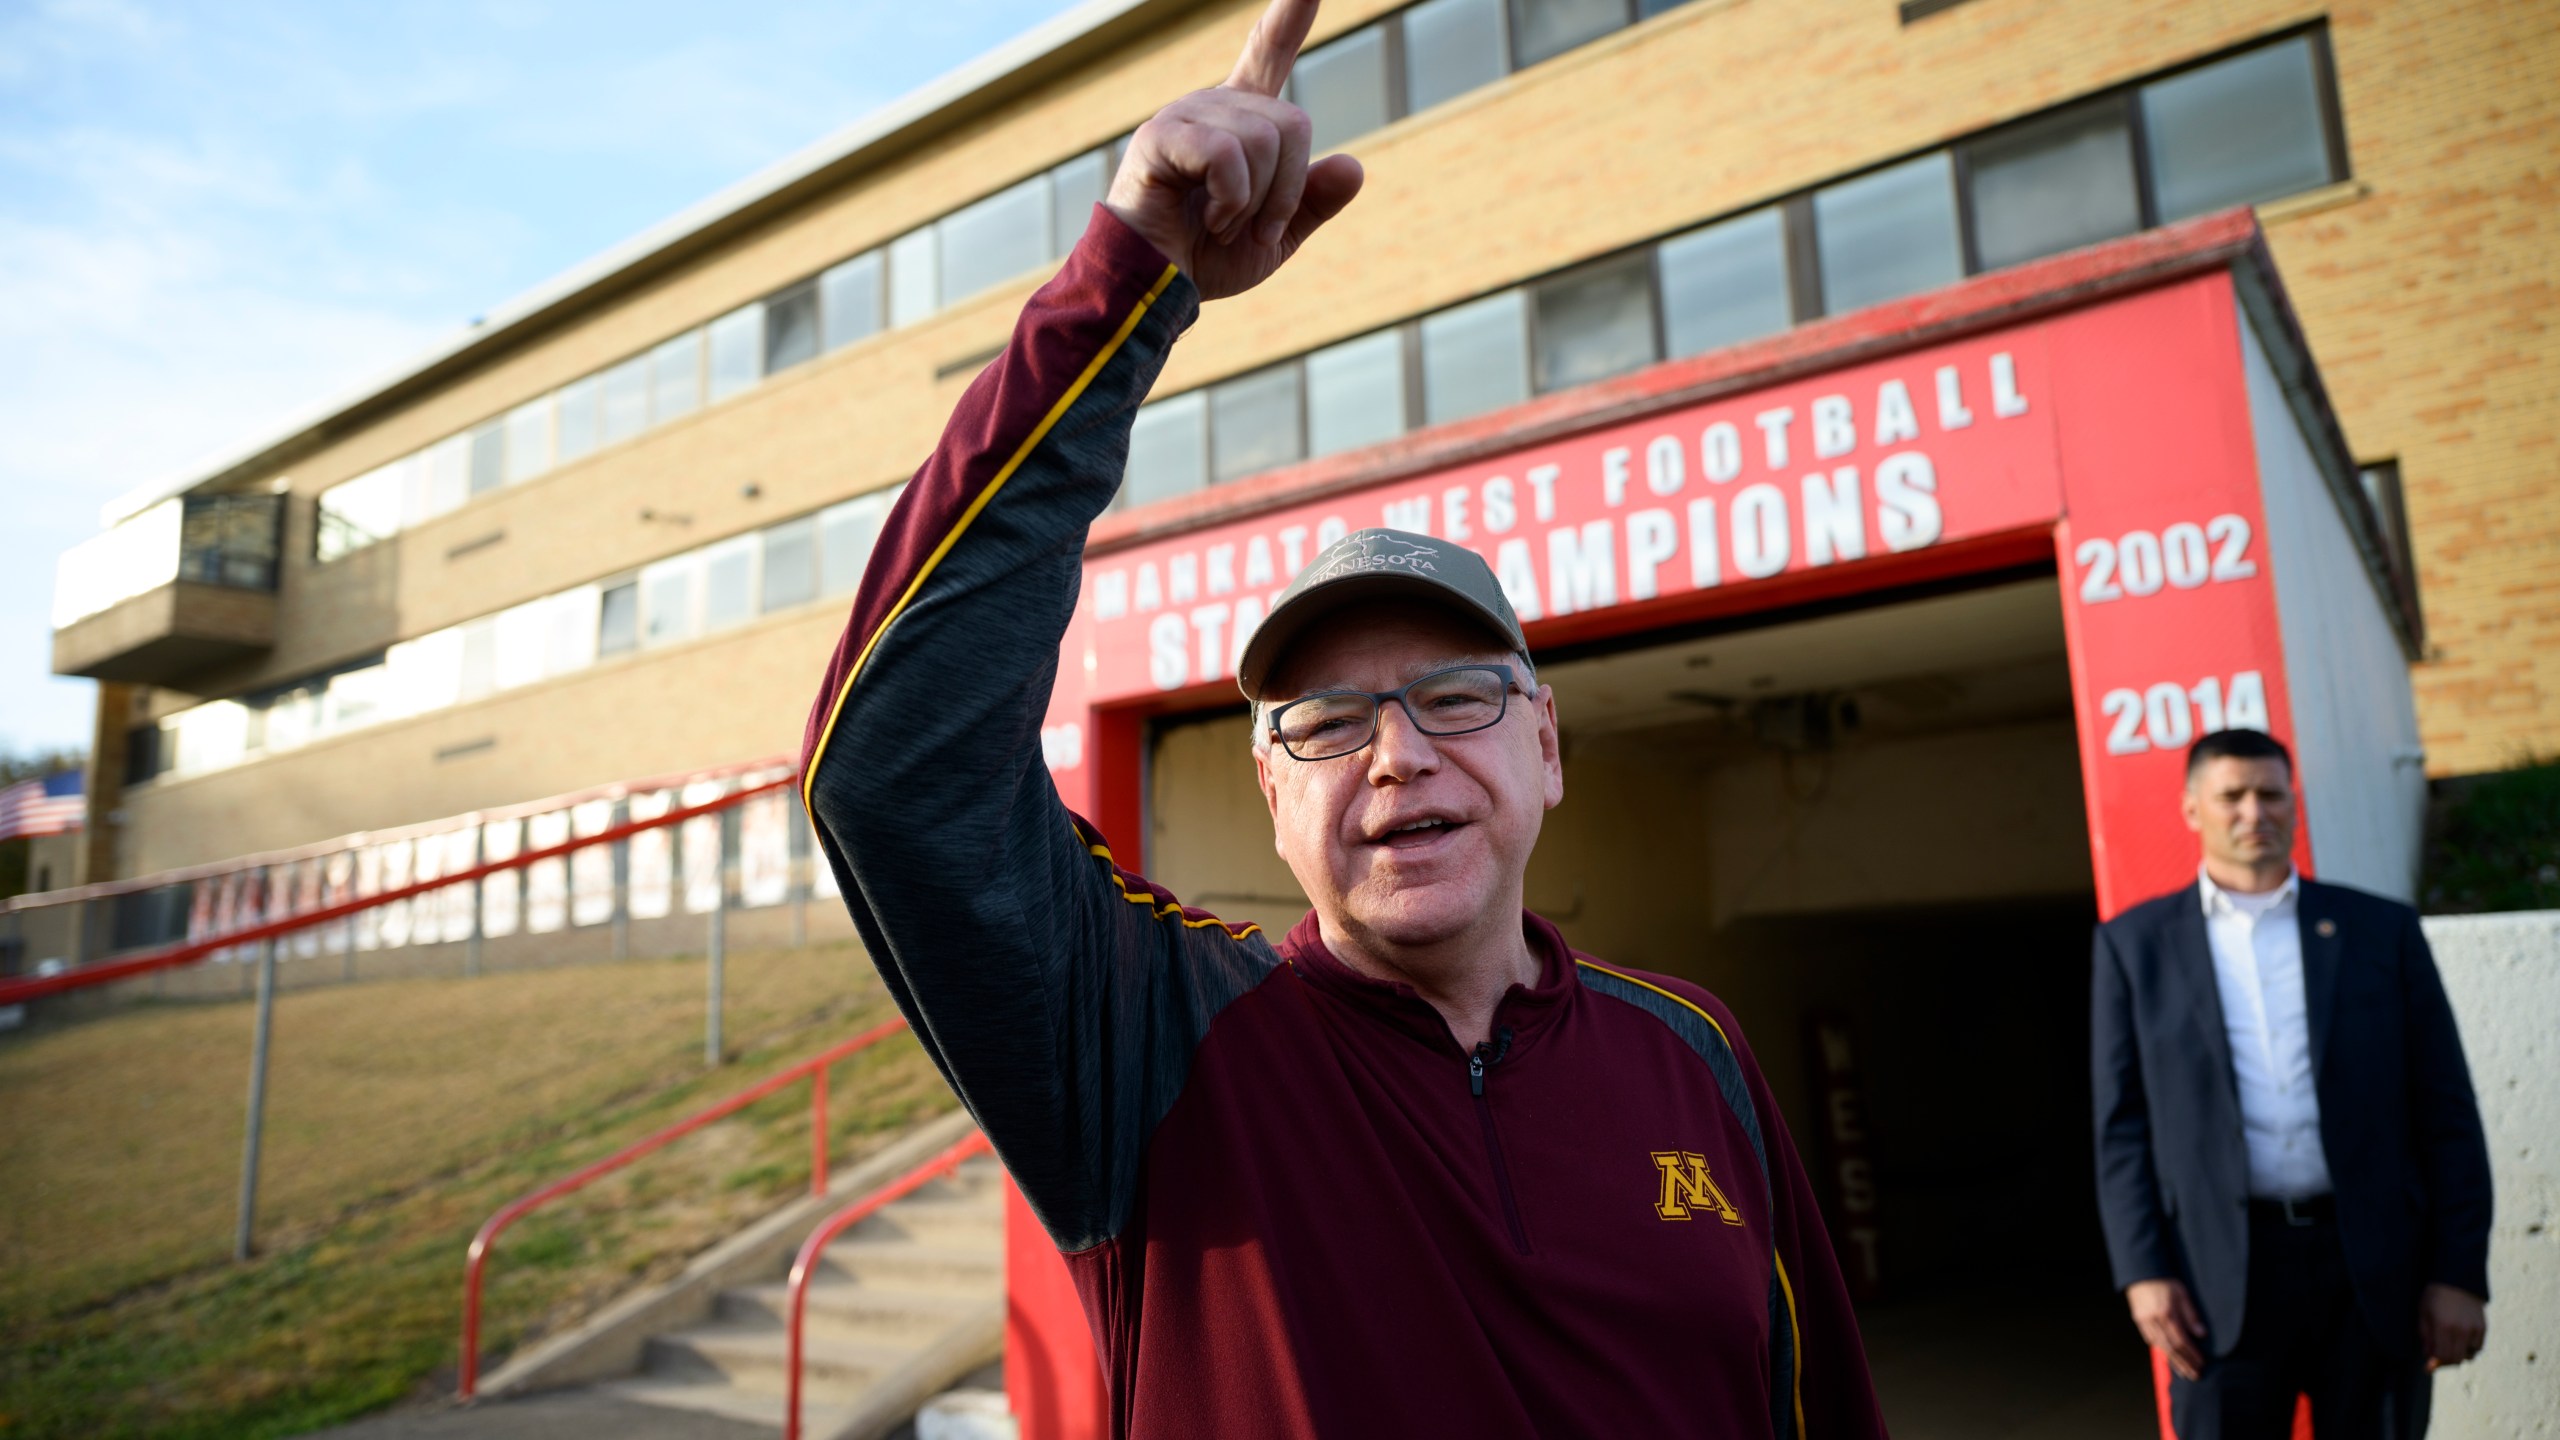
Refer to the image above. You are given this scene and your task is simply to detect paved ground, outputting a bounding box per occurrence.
[1860,1282,2155,1440]
[301,1389,770,1440]
[300,1303,2141,1438]
[301,1362,1005,1439]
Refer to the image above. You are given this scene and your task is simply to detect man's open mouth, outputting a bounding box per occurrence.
[1375,817,1463,849]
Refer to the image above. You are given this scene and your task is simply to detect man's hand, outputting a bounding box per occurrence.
[2126,1278,2208,1381]
[1104,0,1364,301]
[2418,1282,2486,1371]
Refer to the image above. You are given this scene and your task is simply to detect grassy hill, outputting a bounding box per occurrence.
[0,941,952,1440]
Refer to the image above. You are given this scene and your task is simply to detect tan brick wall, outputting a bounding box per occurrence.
[112,0,2557,874]
[2263,0,2559,776]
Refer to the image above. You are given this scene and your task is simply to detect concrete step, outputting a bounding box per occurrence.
[720,1280,1001,1345]
[642,1318,913,1404]
[553,1136,1007,1439]
[844,1186,1004,1248]
[810,1239,1002,1295]
[600,1373,853,1434]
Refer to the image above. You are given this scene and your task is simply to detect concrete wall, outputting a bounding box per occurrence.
[99,0,2560,878]
[1700,720,2095,930]
[2424,910,2560,1439]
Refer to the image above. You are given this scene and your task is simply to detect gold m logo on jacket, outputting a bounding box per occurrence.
[1653,1151,1745,1225]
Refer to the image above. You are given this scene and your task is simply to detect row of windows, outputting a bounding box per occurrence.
[1292,0,1693,152]
[307,0,1718,563]
[140,486,904,784]
[1117,30,2346,509]
[309,138,1108,563]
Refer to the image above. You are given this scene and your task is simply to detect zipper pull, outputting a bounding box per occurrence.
[1470,1028,1514,1098]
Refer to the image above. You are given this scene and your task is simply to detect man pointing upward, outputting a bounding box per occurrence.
[802,3,1886,1433]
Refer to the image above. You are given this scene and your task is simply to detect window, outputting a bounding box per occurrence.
[597,581,640,657]
[651,330,703,423]
[1421,290,1530,424]
[640,555,701,648]
[1534,255,1655,392]
[326,658,395,732]
[819,489,897,596]
[1294,25,1392,153]
[456,617,499,701]
[1509,0,1625,69]
[1636,0,1696,14]
[384,629,462,718]
[2142,36,2337,222]
[1049,150,1109,260]
[602,354,651,444]
[493,597,552,691]
[555,376,601,464]
[175,494,281,590]
[760,517,818,612]
[1123,393,1208,508]
[2358,459,2421,625]
[1967,101,2141,270]
[764,280,821,374]
[1404,0,1507,113]
[170,700,250,776]
[889,227,939,328]
[503,397,553,484]
[255,683,319,754]
[1813,151,1964,314]
[125,723,162,785]
[317,461,405,562]
[422,434,470,518]
[942,177,1052,306]
[822,252,884,350]
[467,420,506,497]
[708,304,763,403]
[700,535,758,633]
[1658,206,1792,357]
[1211,365,1306,483]
[1306,330,1408,458]
[546,586,600,675]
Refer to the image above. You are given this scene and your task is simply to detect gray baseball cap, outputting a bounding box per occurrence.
[1235,528,1531,700]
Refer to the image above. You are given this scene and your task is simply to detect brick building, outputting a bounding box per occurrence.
[49,0,2554,880]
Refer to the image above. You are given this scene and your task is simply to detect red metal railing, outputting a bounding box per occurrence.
[457,1015,915,1399]
[0,773,798,1006]
[783,1128,995,1440]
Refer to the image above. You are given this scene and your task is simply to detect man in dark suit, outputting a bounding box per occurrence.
[2091,728,2493,1438]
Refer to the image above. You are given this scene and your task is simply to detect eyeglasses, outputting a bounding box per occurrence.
[1265,664,1525,761]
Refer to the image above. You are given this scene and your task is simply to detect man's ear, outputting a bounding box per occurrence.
[1536,686,1564,810]
[2180,783,2204,836]
[1255,744,1282,820]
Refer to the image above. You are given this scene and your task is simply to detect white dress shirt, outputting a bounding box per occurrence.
[2199,866,2332,1199]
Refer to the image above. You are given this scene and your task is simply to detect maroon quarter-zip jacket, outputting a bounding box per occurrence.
[803,207,1888,1439]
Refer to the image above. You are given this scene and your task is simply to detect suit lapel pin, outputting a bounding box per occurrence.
[2315,919,2337,938]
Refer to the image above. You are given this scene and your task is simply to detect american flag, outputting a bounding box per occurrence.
[0,772,84,842]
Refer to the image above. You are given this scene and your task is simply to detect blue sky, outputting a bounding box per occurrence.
[0,0,1080,758]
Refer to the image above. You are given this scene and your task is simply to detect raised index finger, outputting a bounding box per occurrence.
[1225,0,1320,98]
